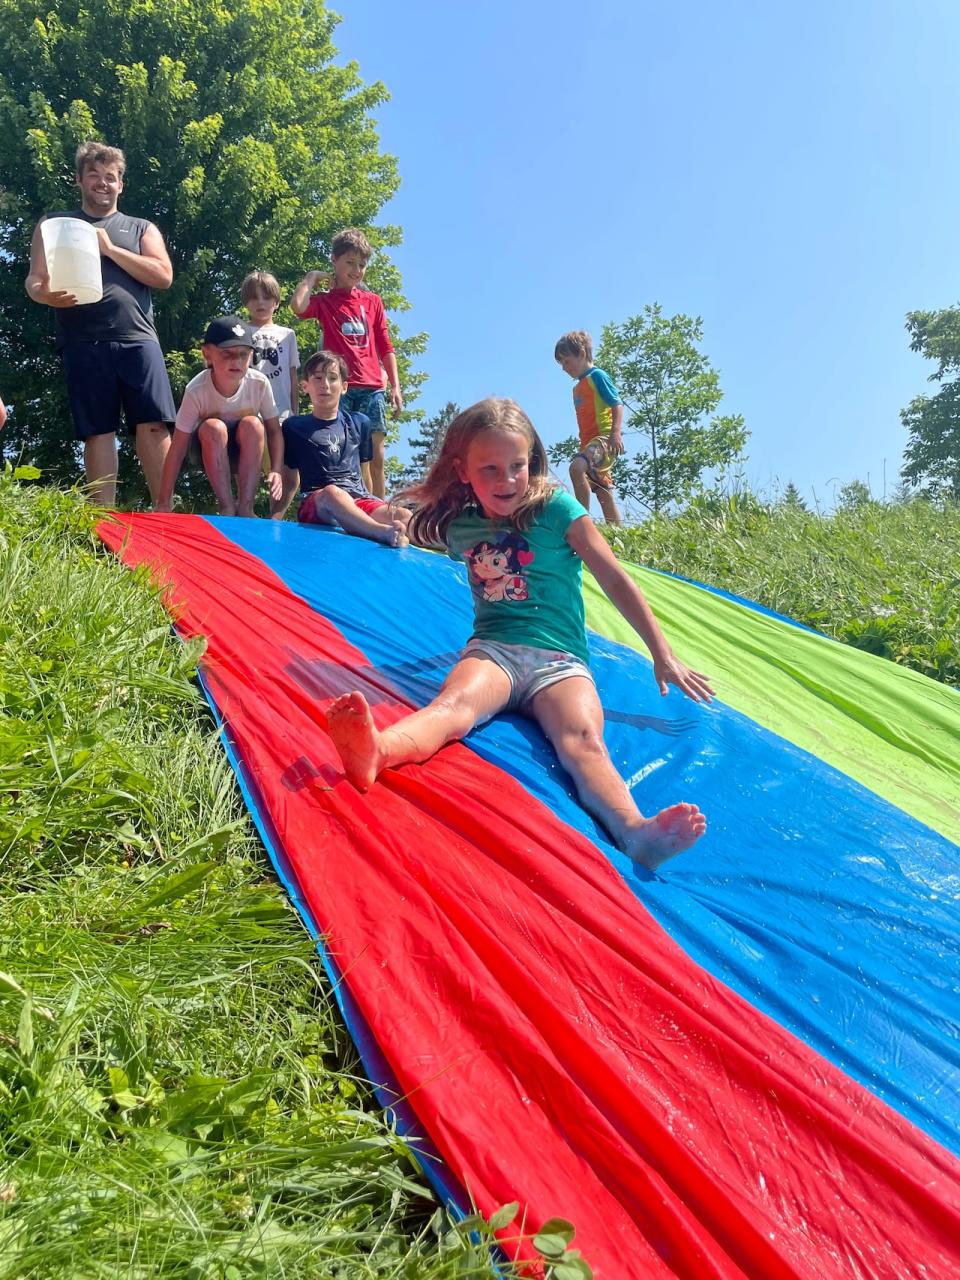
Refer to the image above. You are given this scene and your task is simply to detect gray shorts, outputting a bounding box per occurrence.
[463,638,594,715]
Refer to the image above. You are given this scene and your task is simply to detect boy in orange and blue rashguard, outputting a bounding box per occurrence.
[555,329,623,525]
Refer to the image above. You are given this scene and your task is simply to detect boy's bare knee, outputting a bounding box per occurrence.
[314,484,345,510]
[569,456,588,478]
[236,414,265,440]
[198,417,228,443]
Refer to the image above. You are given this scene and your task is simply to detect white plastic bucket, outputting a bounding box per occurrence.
[41,217,103,304]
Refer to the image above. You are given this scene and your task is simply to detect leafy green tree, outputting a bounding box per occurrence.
[0,0,425,504]
[836,479,873,511]
[551,305,747,515]
[900,308,960,498]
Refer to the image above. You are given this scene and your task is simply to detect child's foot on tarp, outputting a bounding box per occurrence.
[384,519,409,548]
[326,691,384,791]
[622,802,706,870]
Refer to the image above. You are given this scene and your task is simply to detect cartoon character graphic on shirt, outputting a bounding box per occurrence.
[464,531,534,603]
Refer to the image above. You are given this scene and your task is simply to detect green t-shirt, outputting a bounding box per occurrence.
[446,488,591,664]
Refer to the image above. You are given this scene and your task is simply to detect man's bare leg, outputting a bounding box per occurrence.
[569,457,593,513]
[532,677,705,870]
[326,658,512,791]
[234,416,266,517]
[197,419,236,516]
[84,433,118,506]
[135,421,171,506]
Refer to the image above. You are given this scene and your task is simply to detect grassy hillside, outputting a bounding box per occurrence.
[607,495,960,687]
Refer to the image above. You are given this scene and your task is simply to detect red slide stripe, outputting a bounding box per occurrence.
[100,513,960,1280]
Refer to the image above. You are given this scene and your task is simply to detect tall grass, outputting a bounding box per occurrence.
[608,494,960,687]
[1,473,558,1278]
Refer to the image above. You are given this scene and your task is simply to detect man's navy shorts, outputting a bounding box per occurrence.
[61,340,177,440]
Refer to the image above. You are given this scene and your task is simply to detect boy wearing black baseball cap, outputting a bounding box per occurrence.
[155,315,283,515]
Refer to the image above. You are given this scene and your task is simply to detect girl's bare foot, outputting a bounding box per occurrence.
[622,802,706,871]
[326,692,385,791]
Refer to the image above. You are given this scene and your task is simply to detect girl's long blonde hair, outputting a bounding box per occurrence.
[399,398,556,548]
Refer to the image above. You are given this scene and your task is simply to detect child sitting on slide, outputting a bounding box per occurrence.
[156,315,283,517]
[326,397,713,870]
[276,350,410,547]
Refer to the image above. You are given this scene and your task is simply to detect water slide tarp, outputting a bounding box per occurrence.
[99,512,960,1280]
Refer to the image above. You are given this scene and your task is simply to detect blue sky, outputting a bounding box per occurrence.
[333,0,957,506]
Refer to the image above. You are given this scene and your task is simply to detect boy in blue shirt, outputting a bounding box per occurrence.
[279,351,410,547]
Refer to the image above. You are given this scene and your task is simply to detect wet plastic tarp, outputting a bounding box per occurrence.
[100,513,960,1280]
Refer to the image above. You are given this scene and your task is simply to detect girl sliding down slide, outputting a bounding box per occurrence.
[327,397,713,870]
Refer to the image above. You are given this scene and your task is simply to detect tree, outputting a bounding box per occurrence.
[836,479,873,511]
[900,308,960,498]
[551,305,747,515]
[394,400,460,488]
[778,481,808,511]
[0,0,425,503]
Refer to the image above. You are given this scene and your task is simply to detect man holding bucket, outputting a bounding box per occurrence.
[25,142,176,506]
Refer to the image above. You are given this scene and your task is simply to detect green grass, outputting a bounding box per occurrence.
[0,473,589,1279]
[607,494,960,687]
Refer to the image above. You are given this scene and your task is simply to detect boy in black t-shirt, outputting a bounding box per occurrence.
[279,351,410,546]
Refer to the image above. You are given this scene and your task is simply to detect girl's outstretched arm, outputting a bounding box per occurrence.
[566,516,714,704]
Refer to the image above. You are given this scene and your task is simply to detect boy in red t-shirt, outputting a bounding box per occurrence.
[289,228,402,499]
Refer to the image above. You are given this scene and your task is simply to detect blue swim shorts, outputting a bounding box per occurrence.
[341,386,387,433]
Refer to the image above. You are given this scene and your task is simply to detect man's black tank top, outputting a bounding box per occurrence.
[46,208,162,347]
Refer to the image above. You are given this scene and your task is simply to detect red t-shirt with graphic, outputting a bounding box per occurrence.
[299,287,394,389]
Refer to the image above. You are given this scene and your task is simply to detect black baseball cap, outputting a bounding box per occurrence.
[203,315,255,348]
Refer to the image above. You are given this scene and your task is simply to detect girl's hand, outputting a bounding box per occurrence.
[654,654,714,704]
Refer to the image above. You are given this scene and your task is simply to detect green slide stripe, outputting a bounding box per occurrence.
[584,565,960,842]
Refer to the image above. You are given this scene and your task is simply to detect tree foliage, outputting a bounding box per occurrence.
[551,305,747,515]
[600,305,747,513]
[0,0,425,501]
[778,481,808,511]
[836,479,873,511]
[900,308,960,498]
[395,400,460,488]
